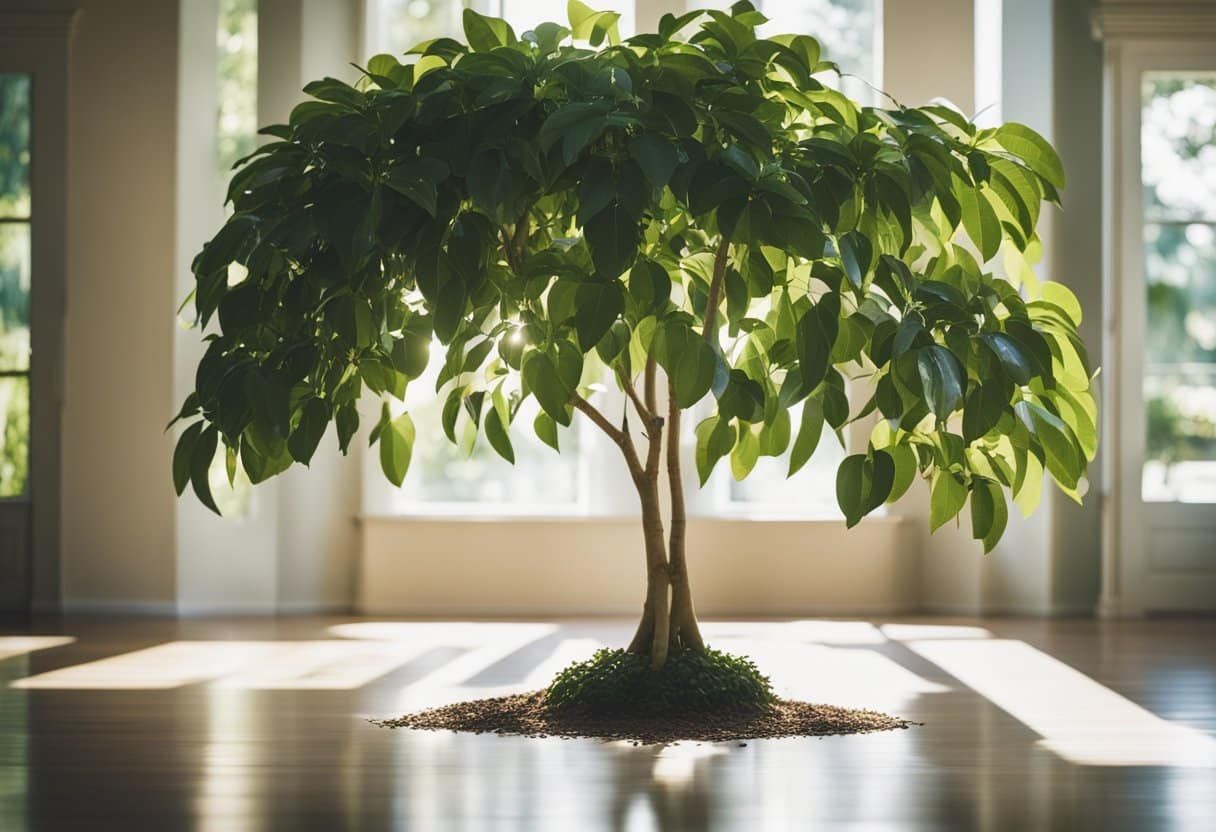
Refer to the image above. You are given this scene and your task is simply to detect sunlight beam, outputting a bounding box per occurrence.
[907,638,1216,767]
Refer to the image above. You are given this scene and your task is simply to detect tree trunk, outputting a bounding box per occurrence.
[624,394,704,670]
[665,387,704,652]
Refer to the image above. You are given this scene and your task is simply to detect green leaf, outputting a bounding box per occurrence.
[462,8,516,52]
[523,351,573,426]
[759,409,792,457]
[391,322,431,379]
[994,123,1065,190]
[1041,281,1082,326]
[838,231,871,289]
[173,422,203,496]
[628,133,678,188]
[956,178,1002,262]
[730,424,760,480]
[835,454,868,528]
[886,443,918,503]
[378,411,415,486]
[584,202,638,278]
[970,479,1008,553]
[835,449,895,528]
[980,332,1034,385]
[930,470,968,532]
[386,165,438,216]
[695,415,736,485]
[1015,400,1081,489]
[336,403,359,453]
[795,292,840,395]
[484,406,515,463]
[534,410,560,452]
[288,398,329,465]
[190,426,221,515]
[787,398,824,476]
[917,345,965,420]
[568,0,621,45]
[574,280,625,351]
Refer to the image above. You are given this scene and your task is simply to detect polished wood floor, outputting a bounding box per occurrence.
[0,615,1214,830]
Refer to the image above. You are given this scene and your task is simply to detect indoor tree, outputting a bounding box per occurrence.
[173,2,1096,680]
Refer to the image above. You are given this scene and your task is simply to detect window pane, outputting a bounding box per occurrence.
[726,402,847,519]
[1142,73,1216,503]
[689,0,880,102]
[0,74,31,218]
[0,375,29,498]
[1142,75,1216,223]
[0,223,30,373]
[217,0,258,197]
[368,0,467,52]
[392,342,583,513]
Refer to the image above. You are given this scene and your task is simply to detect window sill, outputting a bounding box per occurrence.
[358,513,905,526]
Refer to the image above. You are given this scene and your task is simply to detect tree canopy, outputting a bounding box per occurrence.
[173,0,1096,552]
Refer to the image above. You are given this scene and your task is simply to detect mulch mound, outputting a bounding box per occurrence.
[372,691,915,744]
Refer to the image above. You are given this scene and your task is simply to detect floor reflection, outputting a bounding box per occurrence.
[1,617,1214,829]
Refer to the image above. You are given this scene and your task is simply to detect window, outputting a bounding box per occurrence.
[0,74,30,499]
[362,0,857,519]
[1141,73,1216,503]
[209,0,259,517]
[365,1,636,515]
[689,0,882,104]
[685,0,880,519]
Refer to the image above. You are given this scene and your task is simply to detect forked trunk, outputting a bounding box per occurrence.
[625,392,704,670]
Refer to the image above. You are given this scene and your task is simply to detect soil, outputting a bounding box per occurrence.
[373,691,916,745]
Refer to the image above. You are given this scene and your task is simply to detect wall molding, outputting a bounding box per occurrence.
[1091,4,1216,42]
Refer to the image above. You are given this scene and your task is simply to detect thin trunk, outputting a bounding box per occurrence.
[665,386,704,652]
[628,472,670,669]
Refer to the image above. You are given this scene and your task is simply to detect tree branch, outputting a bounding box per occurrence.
[644,354,657,415]
[571,392,644,478]
[703,237,730,341]
[617,366,654,426]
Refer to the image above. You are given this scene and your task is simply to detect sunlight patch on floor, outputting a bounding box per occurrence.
[0,636,75,662]
[11,641,424,690]
[907,638,1216,767]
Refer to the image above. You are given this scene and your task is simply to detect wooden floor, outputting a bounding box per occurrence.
[1,615,1214,830]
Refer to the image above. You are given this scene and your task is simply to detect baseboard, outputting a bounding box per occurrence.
[59,599,178,616]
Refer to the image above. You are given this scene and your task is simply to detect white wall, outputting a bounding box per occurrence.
[60,0,180,611]
[360,517,918,616]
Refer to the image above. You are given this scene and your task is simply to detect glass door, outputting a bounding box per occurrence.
[0,73,31,609]
[1111,48,1216,613]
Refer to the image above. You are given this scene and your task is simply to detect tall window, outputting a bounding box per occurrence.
[366,1,636,515]
[690,0,881,104]
[1141,73,1216,503]
[363,0,865,519]
[685,0,880,518]
[209,0,259,517]
[0,74,30,499]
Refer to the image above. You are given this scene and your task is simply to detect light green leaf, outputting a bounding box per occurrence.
[994,122,1065,190]
[788,398,824,476]
[695,415,736,485]
[930,470,968,532]
[379,411,415,486]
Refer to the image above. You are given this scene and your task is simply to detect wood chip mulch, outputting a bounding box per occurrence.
[372,691,917,745]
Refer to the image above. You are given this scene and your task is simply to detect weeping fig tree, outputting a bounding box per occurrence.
[172,1,1096,670]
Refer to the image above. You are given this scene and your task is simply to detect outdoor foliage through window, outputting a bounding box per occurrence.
[0,74,31,498]
[1141,73,1216,503]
